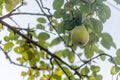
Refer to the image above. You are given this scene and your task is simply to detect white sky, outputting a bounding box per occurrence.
[0,0,120,80]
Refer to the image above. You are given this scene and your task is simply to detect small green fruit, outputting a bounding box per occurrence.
[71,25,89,46]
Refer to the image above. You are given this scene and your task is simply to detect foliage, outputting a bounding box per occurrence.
[0,0,120,80]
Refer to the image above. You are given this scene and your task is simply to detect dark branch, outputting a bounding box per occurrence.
[48,58,54,80]
[0,12,52,19]
[0,19,82,78]
[12,12,52,17]
[75,53,117,70]
[54,59,71,80]
[9,17,21,27]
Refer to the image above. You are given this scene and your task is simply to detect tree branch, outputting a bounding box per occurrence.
[54,59,71,80]
[0,19,82,78]
[0,12,52,19]
[75,53,117,70]
[12,12,52,17]
[0,46,30,68]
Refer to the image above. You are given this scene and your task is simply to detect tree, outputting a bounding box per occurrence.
[0,0,120,80]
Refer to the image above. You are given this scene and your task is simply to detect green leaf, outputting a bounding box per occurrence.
[90,18,103,33]
[4,36,10,42]
[101,33,116,49]
[114,0,120,4]
[37,18,46,23]
[21,71,27,77]
[100,55,106,61]
[50,37,61,46]
[38,41,50,49]
[88,75,96,80]
[52,19,58,25]
[35,71,40,77]
[56,14,82,32]
[114,57,120,65]
[14,46,24,53]
[5,0,21,11]
[53,9,65,18]
[95,75,103,80]
[81,66,90,75]
[53,0,64,9]
[63,20,75,30]
[63,14,82,30]
[55,49,71,58]
[17,57,26,65]
[55,69,63,76]
[84,46,94,58]
[62,49,71,58]
[52,74,61,80]
[38,51,45,59]
[97,4,111,23]
[88,32,99,44]
[14,47,19,53]
[36,24,45,30]
[63,67,73,76]
[4,0,11,3]
[0,4,2,15]
[63,20,75,31]
[9,31,15,39]
[116,48,120,57]
[0,0,3,4]
[29,60,37,68]
[68,53,75,63]
[57,22,65,34]
[91,44,103,53]
[38,32,50,41]
[22,52,29,60]
[4,42,14,51]
[12,34,19,40]
[111,66,120,75]
[62,13,71,20]
[0,23,3,29]
[80,4,90,13]
[30,31,37,39]
[96,0,104,3]
[28,75,34,80]
[39,61,50,70]
[55,51,63,57]
[91,65,100,73]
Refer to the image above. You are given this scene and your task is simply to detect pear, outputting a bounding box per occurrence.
[71,25,89,46]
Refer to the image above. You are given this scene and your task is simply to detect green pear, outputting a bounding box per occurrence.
[71,25,89,46]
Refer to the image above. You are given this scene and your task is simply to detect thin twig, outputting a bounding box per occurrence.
[66,0,75,18]
[0,46,49,70]
[9,17,21,27]
[36,0,46,15]
[39,0,52,15]
[12,12,52,17]
[75,53,117,70]
[54,59,71,80]
[48,58,54,80]
[0,12,52,19]
[0,46,30,68]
